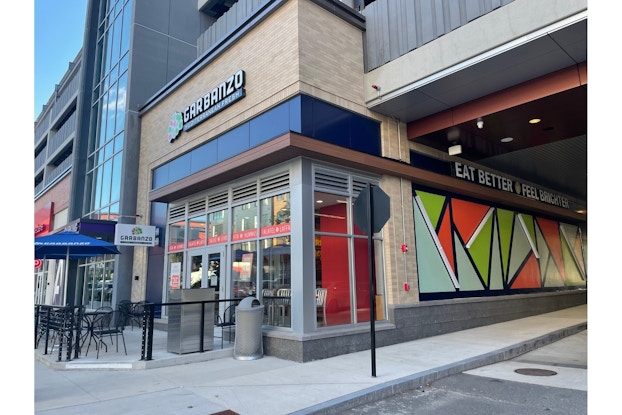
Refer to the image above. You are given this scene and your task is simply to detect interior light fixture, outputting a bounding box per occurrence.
[476,117,484,129]
[448,144,462,156]
[500,137,514,143]
[529,118,541,124]
[316,200,323,204]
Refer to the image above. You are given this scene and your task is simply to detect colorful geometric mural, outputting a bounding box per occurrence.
[413,188,587,298]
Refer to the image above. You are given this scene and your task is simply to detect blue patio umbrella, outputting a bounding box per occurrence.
[35,231,121,259]
[35,231,121,304]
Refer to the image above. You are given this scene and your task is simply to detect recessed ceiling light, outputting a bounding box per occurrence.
[500,137,514,143]
[316,200,323,204]
[529,118,541,124]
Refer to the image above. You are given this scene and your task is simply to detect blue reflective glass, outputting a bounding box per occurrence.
[151,95,381,191]
[249,103,289,147]
[168,153,192,183]
[190,139,218,174]
[217,123,249,161]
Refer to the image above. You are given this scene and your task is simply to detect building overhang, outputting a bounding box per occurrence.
[149,132,586,223]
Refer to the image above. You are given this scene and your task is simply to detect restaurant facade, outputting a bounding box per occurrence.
[129,0,587,361]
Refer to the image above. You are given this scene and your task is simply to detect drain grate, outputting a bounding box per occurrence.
[514,368,557,376]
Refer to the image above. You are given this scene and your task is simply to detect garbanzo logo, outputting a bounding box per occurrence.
[131,226,143,236]
[167,112,183,143]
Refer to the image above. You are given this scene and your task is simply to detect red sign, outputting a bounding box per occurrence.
[34,259,43,269]
[34,202,54,236]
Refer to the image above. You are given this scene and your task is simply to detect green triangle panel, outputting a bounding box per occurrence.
[451,199,490,244]
[454,231,484,291]
[489,216,504,290]
[415,190,447,230]
[508,216,533,283]
[496,209,514,279]
[536,218,566,282]
[561,232,587,287]
[519,214,537,249]
[467,213,493,286]
[414,197,456,293]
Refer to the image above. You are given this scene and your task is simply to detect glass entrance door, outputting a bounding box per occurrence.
[205,246,225,298]
[187,250,206,289]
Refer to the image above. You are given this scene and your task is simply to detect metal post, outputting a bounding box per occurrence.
[366,183,377,377]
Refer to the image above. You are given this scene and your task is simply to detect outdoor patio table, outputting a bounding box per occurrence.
[81,309,111,353]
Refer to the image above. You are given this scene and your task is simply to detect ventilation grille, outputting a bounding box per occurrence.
[188,199,206,216]
[169,205,186,221]
[315,170,349,192]
[261,172,289,193]
[232,182,257,202]
[352,178,368,196]
[208,191,229,209]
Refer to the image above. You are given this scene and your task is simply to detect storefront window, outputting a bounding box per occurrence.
[260,237,291,327]
[231,242,257,299]
[79,257,116,309]
[167,252,183,293]
[314,192,348,233]
[314,182,385,327]
[168,220,185,252]
[316,235,352,325]
[261,237,291,292]
[208,209,228,244]
[187,214,206,248]
[232,202,257,241]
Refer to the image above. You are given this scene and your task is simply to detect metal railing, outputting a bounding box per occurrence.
[35,304,85,362]
[35,299,243,363]
[137,298,242,361]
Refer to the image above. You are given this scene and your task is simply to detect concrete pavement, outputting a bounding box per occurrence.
[34,304,587,415]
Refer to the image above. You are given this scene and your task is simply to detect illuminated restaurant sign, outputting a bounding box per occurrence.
[451,161,569,209]
[168,70,246,142]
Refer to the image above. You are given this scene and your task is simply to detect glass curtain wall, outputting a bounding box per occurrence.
[78,0,132,306]
[84,0,131,221]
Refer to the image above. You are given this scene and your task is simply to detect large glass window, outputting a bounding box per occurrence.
[231,242,257,299]
[168,220,185,252]
[78,256,116,309]
[313,176,385,328]
[208,209,228,244]
[187,215,206,248]
[232,202,257,241]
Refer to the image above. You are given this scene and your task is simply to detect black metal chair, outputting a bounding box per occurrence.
[215,304,236,348]
[41,305,84,361]
[130,301,148,330]
[85,307,126,358]
[117,300,134,330]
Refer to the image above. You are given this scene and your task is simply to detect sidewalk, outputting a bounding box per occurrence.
[34,304,587,415]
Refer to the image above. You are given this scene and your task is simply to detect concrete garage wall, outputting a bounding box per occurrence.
[263,291,586,362]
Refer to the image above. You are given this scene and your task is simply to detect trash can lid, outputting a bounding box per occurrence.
[237,296,261,309]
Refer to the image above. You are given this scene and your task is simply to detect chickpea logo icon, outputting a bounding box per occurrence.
[168,112,183,142]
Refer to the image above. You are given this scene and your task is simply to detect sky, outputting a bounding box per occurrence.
[34,0,88,120]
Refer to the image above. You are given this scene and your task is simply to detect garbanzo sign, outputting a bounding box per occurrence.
[168,70,246,142]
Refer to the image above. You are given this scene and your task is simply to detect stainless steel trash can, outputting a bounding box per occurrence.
[233,296,264,360]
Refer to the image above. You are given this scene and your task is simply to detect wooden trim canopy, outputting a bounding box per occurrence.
[149,132,585,222]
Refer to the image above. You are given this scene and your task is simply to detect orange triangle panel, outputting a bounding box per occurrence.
[536,218,566,282]
[438,208,455,273]
[451,199,490,243]
[510,254,541,289]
